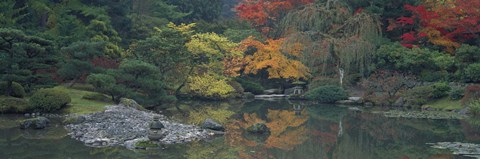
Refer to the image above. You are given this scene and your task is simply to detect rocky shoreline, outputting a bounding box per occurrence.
[64,104,211,148]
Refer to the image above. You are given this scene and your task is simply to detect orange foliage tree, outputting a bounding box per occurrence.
[237,37,310,80]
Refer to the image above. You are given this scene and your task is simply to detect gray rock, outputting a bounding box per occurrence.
[336,100,356,105]
[63,115,86,125]
[201,118,224,131]
[20,117,50,129]
[119,98,144,110]
[125,137,149,150]
[348,97,362,102]
[263,89,282,95]
[246,123,269,134]
[364,102,374,107]
[65,105,210,148]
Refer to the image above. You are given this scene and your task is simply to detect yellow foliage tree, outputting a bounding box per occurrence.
[186,74,236,99]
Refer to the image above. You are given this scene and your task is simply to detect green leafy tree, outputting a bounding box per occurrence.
[0,0,28,28]
[115,60,167,107]
[86,73,129,103]
[127,25,190,91]
[166,0,223,22]
[0,28,54,95]
[129,0,190,39]
[57,41,105,87]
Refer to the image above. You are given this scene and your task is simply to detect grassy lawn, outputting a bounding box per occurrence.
[426,97,463,111]
[54,86,112,115]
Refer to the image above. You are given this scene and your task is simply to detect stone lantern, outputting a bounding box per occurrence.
[148,115,165,141]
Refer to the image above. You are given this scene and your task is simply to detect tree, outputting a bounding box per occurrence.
[115,60,167,107]
[277,1,382,82]
[130,0,190,39]
[57,41,105,87]
[0,0,28,28]
[235,0,314,35]
[166,0,223,22]
[0,28,54,95]
[389,0,480,52]
[181,31,243,96]
[237,37,310,80]
[186,73,236,100]
[86,73,129,103]
[126,24,190,91]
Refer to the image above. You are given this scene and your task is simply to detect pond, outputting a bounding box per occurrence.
[0,99,479,159]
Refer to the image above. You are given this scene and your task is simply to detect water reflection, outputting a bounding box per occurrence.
[0,100,479,159]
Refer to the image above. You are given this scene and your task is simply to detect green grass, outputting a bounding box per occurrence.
[426,97,463,111]
[54,86,112,115]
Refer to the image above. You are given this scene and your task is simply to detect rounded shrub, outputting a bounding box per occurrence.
[431,82,451,99]
[403,86,434,108]
[29,88,71,112]
[0,97,29,113]
[308,78,339,89]
[236,78,264,95]
[0,82,26,98]
[305,85,348,103]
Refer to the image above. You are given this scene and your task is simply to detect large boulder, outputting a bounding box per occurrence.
[20,117,50,129]
[246,123,270,134]
[63,115,86,125]
[201,118,224,131]
[119,98,144,110]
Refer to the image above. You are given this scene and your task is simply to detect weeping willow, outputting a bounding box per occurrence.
[279,0,382,78]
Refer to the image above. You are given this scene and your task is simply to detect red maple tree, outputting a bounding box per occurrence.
[235,0,314,34]
[389,0,480,52]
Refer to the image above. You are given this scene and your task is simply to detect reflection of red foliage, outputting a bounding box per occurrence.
[312,130,337,144]
[460,120,480,141]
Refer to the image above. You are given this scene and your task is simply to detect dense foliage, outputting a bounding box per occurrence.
[0,0,479,109]
[0,82,26,98]
[305,85,348,103]
[0,97,28,113]
[29,88,71,112]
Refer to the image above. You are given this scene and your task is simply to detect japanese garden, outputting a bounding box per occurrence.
[1,0,480,158]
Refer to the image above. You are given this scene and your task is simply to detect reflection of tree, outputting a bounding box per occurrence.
[225,109,309,158]
[186,139,239,159]
[167,102,235,125]
[462,118,480,141]
[265,126,308,150]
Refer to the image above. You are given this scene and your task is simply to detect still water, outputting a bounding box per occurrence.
[0,100,478,159]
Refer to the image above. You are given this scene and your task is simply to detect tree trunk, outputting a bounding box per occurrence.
[175,65,195,96]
